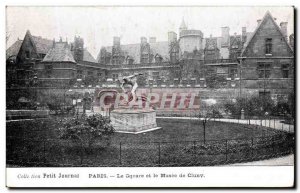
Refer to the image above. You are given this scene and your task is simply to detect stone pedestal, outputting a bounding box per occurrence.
[241,109,245,120]
[110,108,160,134]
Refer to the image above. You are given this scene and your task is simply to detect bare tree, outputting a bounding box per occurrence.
[197,102,220,143]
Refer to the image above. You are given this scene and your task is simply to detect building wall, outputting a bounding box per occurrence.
[36,62,76,79]
[179,35,203,54]
[241,15,294,97]
[241,58,294,89]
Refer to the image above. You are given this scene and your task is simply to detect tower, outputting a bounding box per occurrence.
[179,17,187,33]
[73,36,84,62]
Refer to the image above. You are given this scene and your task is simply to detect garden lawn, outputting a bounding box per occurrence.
[7,117,288,167]
[110,118,279,144]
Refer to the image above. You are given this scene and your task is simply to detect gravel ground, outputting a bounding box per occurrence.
[228,154,294,166]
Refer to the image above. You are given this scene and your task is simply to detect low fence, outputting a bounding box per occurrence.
[156,114,295,133]
[7,132,294,167]
[6,110,49,120]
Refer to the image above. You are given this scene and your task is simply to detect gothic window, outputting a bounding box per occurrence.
[112,74,118,81]
[45,64,53,78]
[97,71,102,77]
[265,38,272,54]
[257,63,271,78]
[190,78,196,85]
[229,68,238,80]
[126,56,134,65]
[25,50,31,59]
[88,71,93,77]
[140,44,150,64]
[282,64,289,78]
[141,53,149,63]
[112,56,119,64]
[231,43,238,49]
[259,91,271,99]
[77,70,83,79]
[152,71,159,80]
[216,67,228,75]
[128,58,134,65]
[155,54,163,63]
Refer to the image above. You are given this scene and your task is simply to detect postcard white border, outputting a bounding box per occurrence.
[6,166,294,188]
[2,0,298,191]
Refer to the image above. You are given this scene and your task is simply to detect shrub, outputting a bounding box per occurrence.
[59,114,115,149]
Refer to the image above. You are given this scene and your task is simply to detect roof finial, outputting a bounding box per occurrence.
[179,17,187,31]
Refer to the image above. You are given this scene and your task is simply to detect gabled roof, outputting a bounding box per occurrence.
[205,37,219,50]
[83,48,96,63]
[42,42,76,63]
[6,39,23,59]
[241,11,293,56]
[13,30,53,59]
[229,35,243,49]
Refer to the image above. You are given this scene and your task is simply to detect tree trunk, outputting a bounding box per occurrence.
[203,120,206,144]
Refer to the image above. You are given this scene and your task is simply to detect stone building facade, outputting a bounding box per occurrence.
[240,11,294,101]
[6,11,294,99]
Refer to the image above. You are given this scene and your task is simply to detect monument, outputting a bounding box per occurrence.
[109,73,160,134]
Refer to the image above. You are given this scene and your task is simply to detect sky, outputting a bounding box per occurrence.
[6,6,294,59]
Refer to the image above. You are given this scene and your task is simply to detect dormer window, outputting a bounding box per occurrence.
[265,38,272,55]
[25,50,31,59]
[155,54,163,63]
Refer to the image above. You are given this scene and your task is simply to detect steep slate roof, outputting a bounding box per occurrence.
[83,48,97,62]
[241,11,293,56]
[42,42,76,63]
[31,36,53,55]
[149,41,170,61]
[97,41,170,64]
[6,39,23,59]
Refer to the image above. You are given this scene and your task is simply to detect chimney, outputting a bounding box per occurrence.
[52,38,55,48]
[257,19,262,26]
[168,31,177,45]
[149,37,156,43]
[113,36,120,47]
[74,36,84,61]
[141,37,147,44]
[280,22,288,40]
[242,27,247,43]
[221,26,230,47]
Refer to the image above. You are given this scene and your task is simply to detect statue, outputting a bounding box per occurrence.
[117,73,143,104]
[105,73,160,133]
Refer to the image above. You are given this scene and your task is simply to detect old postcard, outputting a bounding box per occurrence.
[5,6,295,188]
